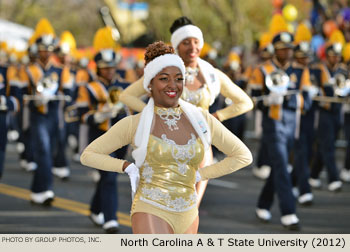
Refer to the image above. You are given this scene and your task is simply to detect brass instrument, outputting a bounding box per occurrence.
[64,86,124,123]
[23,94,71,102]
[333,73,350,97]
[312,96,350,104]
[252,69,296,103]
[64,104,80,123]
[311,73,350,104]
[24,75,71,102]
[265,69,290,94]
[102,86,124,115]
[107,86,122,106]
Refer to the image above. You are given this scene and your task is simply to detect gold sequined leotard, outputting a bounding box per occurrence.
[131,120,205,233]
[181,84,211,110]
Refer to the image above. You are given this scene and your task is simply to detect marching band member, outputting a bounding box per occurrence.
[51,30,76,180]
[340,42,350,183]
[221,52,247,140]
[77,26,129,233]
[17,40,38,172]
[119,16,253,207]
[291,23,315,205]
[22,18,73,205]
[81,41,252,234]
[250,32,275,180]
[249,28,312,230]
[71,50,95,161]
[309,40,346,192]
[0,56,20,179]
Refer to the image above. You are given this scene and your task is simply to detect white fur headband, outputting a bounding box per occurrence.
[143,54,186,93]
[171,25,204,51]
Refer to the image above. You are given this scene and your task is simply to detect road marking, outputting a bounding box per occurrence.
[208,179,239,189]
[0,183,131,227]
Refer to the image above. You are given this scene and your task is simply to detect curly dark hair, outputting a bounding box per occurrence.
[144,41,175,65]
[169,16,193,34]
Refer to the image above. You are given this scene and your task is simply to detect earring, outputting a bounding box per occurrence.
[149,87,152,91]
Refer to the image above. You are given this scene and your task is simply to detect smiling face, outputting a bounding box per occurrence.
[149,66,184,108]
[177,37,201,67]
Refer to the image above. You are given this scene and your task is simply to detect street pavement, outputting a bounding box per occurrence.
[0,132,349,234]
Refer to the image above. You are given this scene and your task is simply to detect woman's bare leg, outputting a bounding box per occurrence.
[184,216,199,234]
[131,213,174,234]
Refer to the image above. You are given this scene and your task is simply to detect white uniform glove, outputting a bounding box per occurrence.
[111,102,124,117]
[308,85,319,98]
[0,95,7,110]
[93,111,114,123]
[195,170,202,183]
[33,94,50,107]
[124,163,140,199]
[264,92,284,106]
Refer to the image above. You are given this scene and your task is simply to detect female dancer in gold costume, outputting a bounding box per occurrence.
[81,41,252,233]
[119,17,254,206]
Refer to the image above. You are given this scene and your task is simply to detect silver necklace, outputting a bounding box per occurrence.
[185,66,199,85]
[156,107,182,131]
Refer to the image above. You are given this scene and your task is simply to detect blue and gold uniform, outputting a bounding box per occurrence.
[22,20,74,204]
[25,58,73,193]
[0,64,20,178]
[309,42,346,191]
[77,26,129,233]
[78,70,129,233]
[249,31,312,229]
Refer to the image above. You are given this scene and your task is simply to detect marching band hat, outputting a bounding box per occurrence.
[325,42,343,56]
[35,34,56,52]
[294,42,311,58]
[94,49,120,68]
[272,32,294,50]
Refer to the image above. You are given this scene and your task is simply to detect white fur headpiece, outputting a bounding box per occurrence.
[143,54,185,93]
[170,25,204,51]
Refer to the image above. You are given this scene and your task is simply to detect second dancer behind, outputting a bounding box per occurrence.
[81,41,252,234]
[119,17,254,206]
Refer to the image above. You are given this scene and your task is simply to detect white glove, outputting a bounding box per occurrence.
[124,163,140,199]
[33,94,50,107]
[111,102,124,117]
[308,85,319,98]
[0,95,7,110]
[264,92,284,106]
[195,170,202,183]
[93,111,114,123]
